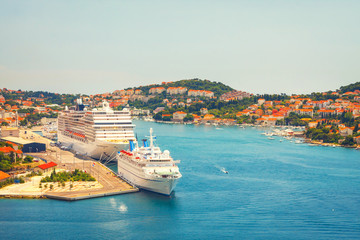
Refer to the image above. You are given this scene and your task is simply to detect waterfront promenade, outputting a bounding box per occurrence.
[33,150,138,200]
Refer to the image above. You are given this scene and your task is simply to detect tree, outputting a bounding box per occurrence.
[23,156,33,163]
[19,119,28,126]
[183,114,194,122]
[162,116,172,121]
[153,112,163,121]
[1,122,9,126]
[9,152,15,163]
[354,124,359,133]
[342,136,355,146]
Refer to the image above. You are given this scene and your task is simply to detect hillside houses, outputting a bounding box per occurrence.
[219,90,251,101]
[149,87,166,94]
[167,87,187,95]
[188,90,214,98]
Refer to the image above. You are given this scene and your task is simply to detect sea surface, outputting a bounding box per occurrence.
[1,120,360,239]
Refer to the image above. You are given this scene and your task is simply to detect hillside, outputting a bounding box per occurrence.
[135,78,234,97]
[339,82,360,93]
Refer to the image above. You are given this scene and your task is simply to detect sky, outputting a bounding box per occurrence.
[0,0,359,95]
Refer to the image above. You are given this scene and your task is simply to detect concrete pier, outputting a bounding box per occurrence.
[29,150,139,201]
[0,128,139,201]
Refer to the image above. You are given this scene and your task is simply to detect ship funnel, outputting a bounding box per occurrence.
[142,139,148,147]
[129,140,135,152]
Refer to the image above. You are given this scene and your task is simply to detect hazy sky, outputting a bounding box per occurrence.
[1,1,359,95]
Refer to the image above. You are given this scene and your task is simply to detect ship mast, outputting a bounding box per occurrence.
[149,128,155,157]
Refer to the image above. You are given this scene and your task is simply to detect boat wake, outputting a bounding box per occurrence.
[215,166,228,174]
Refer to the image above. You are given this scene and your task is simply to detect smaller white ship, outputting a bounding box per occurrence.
[117,128,182,195]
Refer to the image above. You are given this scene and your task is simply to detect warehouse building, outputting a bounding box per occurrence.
[0,136,46,153]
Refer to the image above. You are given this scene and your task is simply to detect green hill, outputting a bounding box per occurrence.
[136,78,234,97]
[339,82,360,93]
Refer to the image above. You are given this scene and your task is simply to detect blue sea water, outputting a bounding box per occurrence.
[1,120,360,239]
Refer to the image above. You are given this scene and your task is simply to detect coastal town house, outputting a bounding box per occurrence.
[34,162,57,174]
[200,114,215,124]
[173,111,187,122]
[188,90,214,98]
[0,171,11,182]
[354,136,360,145]
[200,108,208,115]
[256,117,277,126]
[0,146,23,158]
[339,127,353,137]
[1,127,20,137]
[167,87,187,95]
[257,98,265,105]
[295,109,314,117]
[149,87,165,94]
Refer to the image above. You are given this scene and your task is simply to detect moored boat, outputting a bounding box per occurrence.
[117,128,182,195]
[57,99,135,160]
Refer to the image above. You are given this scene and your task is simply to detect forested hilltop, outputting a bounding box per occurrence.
[132,78,234,97]
[339,82,360,93]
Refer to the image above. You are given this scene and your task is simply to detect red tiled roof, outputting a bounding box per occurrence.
[0,146,22,154]
[0,171,10,181]
[37,162,57,170]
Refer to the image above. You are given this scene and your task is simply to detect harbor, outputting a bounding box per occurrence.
[0,99,181,201]
[0,128,139,201]
[0,149,138,201]
[1,116,360,239]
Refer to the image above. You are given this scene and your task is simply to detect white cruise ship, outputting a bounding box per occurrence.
[57,99,135,160]
[117,128,182,195]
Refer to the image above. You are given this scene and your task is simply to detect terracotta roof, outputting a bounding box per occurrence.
[0,171,10,181]
[0,146,22,154]
[37,162,57,170]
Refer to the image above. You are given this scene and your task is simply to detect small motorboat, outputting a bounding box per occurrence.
[221,168,229,174]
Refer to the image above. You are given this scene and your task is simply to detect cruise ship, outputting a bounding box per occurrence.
[117,128,182,195]
[57,99,135,160]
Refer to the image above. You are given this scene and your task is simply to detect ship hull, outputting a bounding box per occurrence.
[117,159,179,195]
[58,133,129,160]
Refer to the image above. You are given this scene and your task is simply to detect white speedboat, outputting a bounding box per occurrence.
[117,128,182,195]
[221,167,228,174]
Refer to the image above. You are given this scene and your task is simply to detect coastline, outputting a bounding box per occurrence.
[139,118,360,150]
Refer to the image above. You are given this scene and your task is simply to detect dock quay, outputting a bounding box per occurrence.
[0,149,139,201]
[0,127,139,200]
[30,150,139,201]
